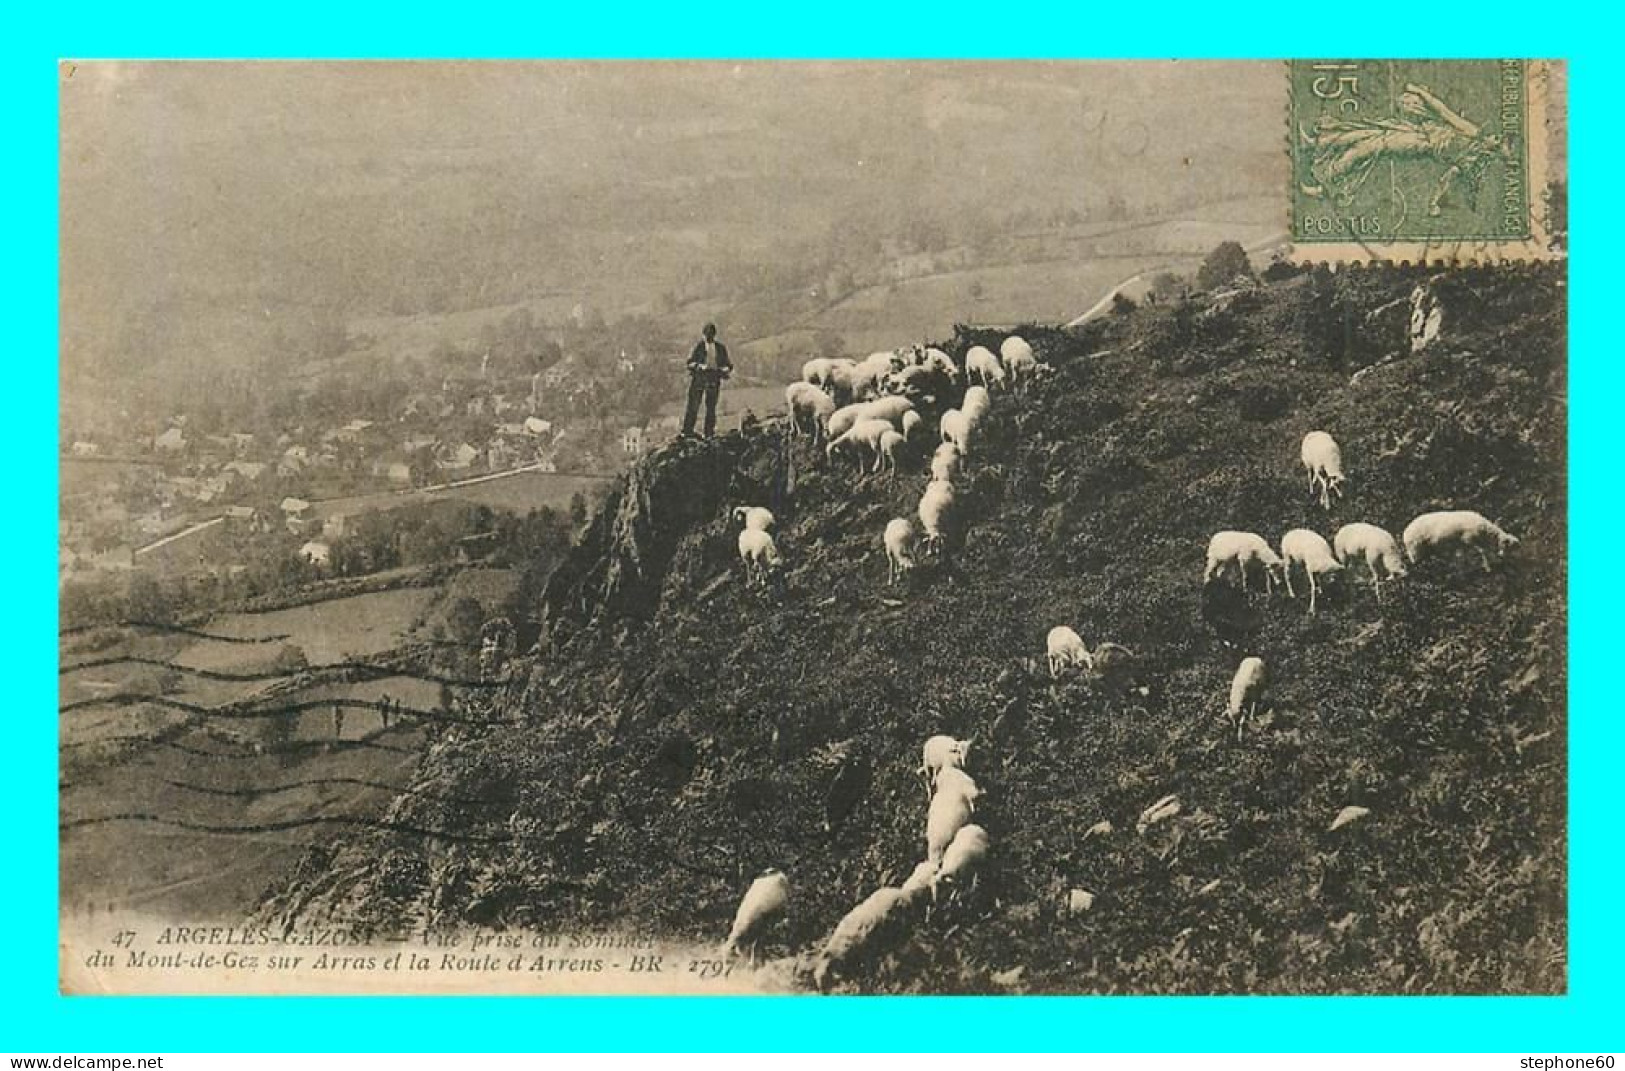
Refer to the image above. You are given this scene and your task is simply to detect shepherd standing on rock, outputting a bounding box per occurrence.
[681,322,733,439]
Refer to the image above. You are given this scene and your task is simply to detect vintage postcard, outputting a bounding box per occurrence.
[59,60,1567,995]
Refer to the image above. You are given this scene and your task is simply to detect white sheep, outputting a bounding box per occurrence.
[824,403,869,442]
[826,418,895,473]
[1300,431,1346,510]
[812,886,910,992]
[826,397,915,441]
[917,479,957,550]
[918,734,972,786]
[1279,528,1344,614]
[802,357,834,386]
[1000,336,1037,388]
[1402,510,1520,571]
[1227,656,1267,740]
[821,359,861,402]
[860,395,916,430]
[721,868,789,963]
[732,506,775,533]
[929,823,990,904]
[962,385,991,424]
[1333,522,1408,599]
[934,765,981,812]
[737,528,783,588]
[920,346,959,382]
[926,783,975,864]
[846,352,899,400]
[785,382,835,441]
[930,442,962,484]
[1046,625,1093,679]
[1203,531,1284,595]
[884,518,916,585]
[900,410,922,441]
[874,430,905,476]
[940,408,974,457]
[899,859,939,902]
[965,346,1007,390]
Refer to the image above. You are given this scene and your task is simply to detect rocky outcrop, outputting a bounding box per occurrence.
[538,430,788,642]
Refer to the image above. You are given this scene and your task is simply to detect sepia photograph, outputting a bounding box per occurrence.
[57,59,1568,998]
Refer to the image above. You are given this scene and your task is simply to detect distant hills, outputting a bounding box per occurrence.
[61,62,1287,423]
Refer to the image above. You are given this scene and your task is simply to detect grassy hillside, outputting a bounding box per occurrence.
[255,261,1566,994]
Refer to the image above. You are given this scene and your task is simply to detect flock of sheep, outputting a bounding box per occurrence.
[1189,428,1521,738]
[717,331,1522,990]
[749,336,1050,591]
[720,732,987,992]
[720,336,1047,988]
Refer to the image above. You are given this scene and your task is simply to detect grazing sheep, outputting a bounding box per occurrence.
[802,357,835,386]
[965,346,1007,390]
[920,346,960,382]
[884,518,917,585]
[858,395,915,428]
[899,859,939,902]
[825,403,869,442]
[1227,656,1267,740]
[900,410,922,441]
[1402,510,1521,571]
[1203,531,1284,595]
[874,429,905,476]
[918,734,972,785]
[1000,336,1037,388]
[930,823,990,903]
[962,384,991,422]
[940,408,974,456]
[812,887,911,992]
[737,528,783,588]
[821,359,861,403]
[785,382,836,441]
[1279,528,1344,614]
[1046,625,1093,679]
[721,868,789,963]
[845,352,901,400]
[1333,522,1408,599]
[826,418,895,473]
[732,506,775,533]
[931,442,962,483]
[926,783,976,864]
[827,397,916,440]
[1300,431,1346,510]
[917,479,957,550]
[934,766,981,811]
[844,358,884,400]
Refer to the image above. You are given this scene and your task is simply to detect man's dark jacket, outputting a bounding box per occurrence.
[687,339,733,375]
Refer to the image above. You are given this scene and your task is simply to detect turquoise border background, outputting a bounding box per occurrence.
[8,0,1610,1052]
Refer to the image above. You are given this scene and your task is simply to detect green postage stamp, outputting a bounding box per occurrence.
[1290,59,1557,260]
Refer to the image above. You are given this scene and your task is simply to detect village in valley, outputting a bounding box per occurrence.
[56,303,749,625]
